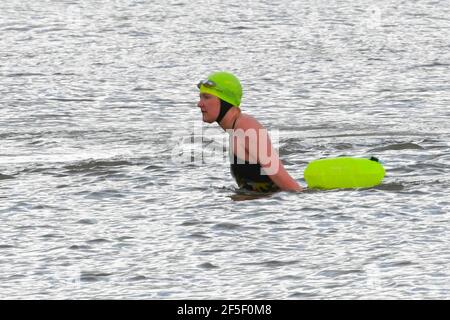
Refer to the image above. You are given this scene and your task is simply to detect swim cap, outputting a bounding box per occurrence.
[197,71,242,107]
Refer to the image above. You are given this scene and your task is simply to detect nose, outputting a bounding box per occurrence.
[197,99,203,108]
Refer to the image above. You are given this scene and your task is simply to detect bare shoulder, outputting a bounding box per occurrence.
[235,113,265,130]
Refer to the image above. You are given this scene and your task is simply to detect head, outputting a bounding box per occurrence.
[197,71,242,123]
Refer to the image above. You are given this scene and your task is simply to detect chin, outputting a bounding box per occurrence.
[202,114,215,123]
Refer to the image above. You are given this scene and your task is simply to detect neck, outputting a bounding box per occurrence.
[218,107,241,131]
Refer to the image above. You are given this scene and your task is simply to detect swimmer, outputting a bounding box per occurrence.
[197,71,302,192]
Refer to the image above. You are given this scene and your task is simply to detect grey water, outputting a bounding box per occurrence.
[0,0,449,299]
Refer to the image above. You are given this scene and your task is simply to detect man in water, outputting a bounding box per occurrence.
[197,71,302,192]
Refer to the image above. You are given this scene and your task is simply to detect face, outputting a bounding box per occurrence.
[197,93,220,123]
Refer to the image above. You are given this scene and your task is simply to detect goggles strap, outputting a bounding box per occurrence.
[216,99,233,124]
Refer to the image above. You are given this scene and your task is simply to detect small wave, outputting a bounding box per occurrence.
[132,87,155,91]
[412,62,450,69]
[0,133,14,139]
[388,162,447,175]
[369,142,424,152]
[230,26,255,30]
[1,202,32,213]
[199,249,225,255]
[374,183,405,191]
[2,24,45,31]
[275,275,304,281]
[86,239,110,244]
[19,166,50,174]
[263,260,299,267]
[289,291,319,298]
[117,236,134,241]
[69,245,91,250]
[198,262,219,269]
[52,72,77,76]
[315,132,430,139]
[41,234,65,239]
[76,218,98,225]
[212,222,242,230]
[47,98,96,102]
[128,275,147,281]
[334,143,354,150]
[80,272,112,282]
[317,269,365,277]
[35,27,68,33]
[244,249,265,254]
[64,159,131,173]
[187,232,210,239]
[381,260,415,268]
[144,164,165,171]
[0,173,14,180]
[5,72,45,77]
[85,190,125,199]
[243,260,300,267]
[125,211,150,219]
[8,274,26,280]
[180,219,212,226]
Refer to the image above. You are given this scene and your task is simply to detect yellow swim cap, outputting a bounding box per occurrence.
[197,71,242,107]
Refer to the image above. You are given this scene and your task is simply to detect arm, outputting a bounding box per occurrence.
[263,159,303,192]
[236,116,303,192]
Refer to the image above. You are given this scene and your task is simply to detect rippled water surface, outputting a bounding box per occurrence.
[1,0,449,299]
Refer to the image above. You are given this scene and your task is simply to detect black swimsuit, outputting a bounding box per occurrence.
[229,118,279,192]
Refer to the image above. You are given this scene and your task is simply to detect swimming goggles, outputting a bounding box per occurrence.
[197,79,217,89]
